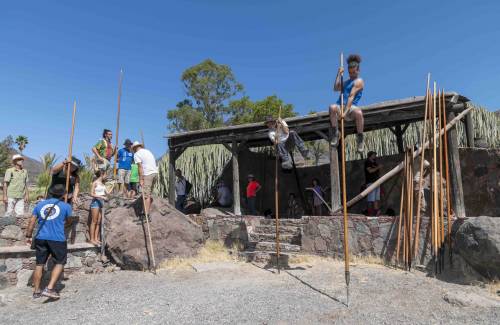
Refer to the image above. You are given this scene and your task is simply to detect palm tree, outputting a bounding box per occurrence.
[15,135,29,155]
[36,152,57,189]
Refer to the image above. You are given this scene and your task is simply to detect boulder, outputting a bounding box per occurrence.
[0,225,24,241]
[104,197,203,270]
[455,216,500,278]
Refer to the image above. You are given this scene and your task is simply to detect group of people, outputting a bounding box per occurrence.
[1,128,158,299]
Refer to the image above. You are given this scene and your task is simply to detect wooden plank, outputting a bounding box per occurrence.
[447,112,466,218]
[231,140,241,215]
[464,112,475,147]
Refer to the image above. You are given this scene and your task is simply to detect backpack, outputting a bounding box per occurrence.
[185,180,192,195]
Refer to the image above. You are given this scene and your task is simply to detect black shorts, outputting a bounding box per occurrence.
[35,239,68,265]
[128,182,138,192]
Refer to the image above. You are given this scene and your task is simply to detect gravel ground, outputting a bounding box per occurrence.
[1,260,499,324]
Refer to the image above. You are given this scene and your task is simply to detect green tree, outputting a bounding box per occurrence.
[228,95,296,125]
[15,135,29,154]
[0,136,14,176]
[168,59,244,132]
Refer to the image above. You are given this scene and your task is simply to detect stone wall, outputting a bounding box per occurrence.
[220,148,499,217]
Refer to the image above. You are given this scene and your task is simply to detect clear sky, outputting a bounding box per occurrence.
[1,0,499,162]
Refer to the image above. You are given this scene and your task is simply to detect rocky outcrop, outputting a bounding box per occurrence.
[455,216,500,279]
[104,197,203,270]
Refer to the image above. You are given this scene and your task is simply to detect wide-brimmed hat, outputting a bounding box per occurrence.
[11,154,24,162]
[69,156,82,168]
[131,141,143,149]
[49,184,66,197]
[123,139,133,146]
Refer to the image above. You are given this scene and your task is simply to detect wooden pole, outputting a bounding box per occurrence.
[64,101,77,203]
[447,111,466,219]
[442,91,453,264]
[141,130,145,148]
[329,132,341,211]
[337,106,472,212]
[432,82,439,274]
[438,89,445,272]
[396,165,405,266]
[339,52,350,306]
[231,141,241,215]
[412,74,431,259]
[274,106,282,273]
[142,192,156,274]
[408,147,414,270]
[112,69,124,180]
[464,112,475,148]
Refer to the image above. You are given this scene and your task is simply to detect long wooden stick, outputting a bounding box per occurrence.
[142,192,156,274]
[112,69,124,179]
[64,101,77,203]
[339,52,350,306]
[432,82,439,274]
[442,90,453,264]
[274,105,282,273]
[412,75,430,259]
[408,147,414,271]
[438,89,445,272]
[141,130,145,147]
[338,106,472,212]
[396,163,405,266]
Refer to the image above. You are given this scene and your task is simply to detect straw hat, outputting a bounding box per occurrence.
[11,154,24,162]
[131,141,143,149]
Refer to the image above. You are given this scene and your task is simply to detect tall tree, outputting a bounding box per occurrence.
[0,136,14,176]
[168,59,244,132]
[228,95,296,125]
[15,135,28,154]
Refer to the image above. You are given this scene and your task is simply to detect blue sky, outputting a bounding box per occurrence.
[1,0,499,162]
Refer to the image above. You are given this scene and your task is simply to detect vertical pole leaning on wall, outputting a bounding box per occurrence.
[231,140,242,215]
[168,146,177,206]
[446,112,466,219]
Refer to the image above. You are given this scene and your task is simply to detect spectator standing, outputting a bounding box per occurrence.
[92,129,116,174]
[3,154,29,217]
[117,139,134,196]
[287,193,303,219]
[174,169,187,212]
[89,170,111,245]
[246,174,261,215]
[365,151,383,216]
[128,163,139,198]
[311,178,326,216]
[131,141,158,215]
[25,184,74,299]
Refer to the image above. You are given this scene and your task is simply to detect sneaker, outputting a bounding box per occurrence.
[32,292,42,299]
[330,128,340,147]
[356,133,365,153]
[281,160,293,170]
[42,288,60,299]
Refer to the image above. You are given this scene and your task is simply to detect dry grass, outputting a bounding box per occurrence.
[288,254,386,267]
[160,240,240,271]
[351,254,386,266]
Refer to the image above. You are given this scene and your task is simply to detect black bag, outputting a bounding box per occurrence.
[30,200,60,250]
[185,180,193,195]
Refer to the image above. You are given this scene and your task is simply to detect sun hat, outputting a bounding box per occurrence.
[11,154,24,162]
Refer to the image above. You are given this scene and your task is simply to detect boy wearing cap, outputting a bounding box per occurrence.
[3,154,29,217]
[246,174,261,215]
[49,156,81,205]
[131,141,158,215]
[117,139,134,196]
[25,184,73,299]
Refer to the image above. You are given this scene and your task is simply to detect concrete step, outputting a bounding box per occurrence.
[254,241,301,253]
[249,233,300,244]
[253,225,301,235]
[239,250,296,266]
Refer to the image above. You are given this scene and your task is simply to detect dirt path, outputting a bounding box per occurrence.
[1,260,499,324]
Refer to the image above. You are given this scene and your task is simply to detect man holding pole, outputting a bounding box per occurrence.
[329,54,365,153]
[117,139,134,196]
[131,141,158,216]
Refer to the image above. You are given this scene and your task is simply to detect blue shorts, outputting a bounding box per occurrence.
[90,199,103,209]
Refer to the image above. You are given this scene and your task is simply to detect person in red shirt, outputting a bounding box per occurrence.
[246,174,261,215]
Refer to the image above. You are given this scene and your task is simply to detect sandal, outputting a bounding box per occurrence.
[42,288,60,299]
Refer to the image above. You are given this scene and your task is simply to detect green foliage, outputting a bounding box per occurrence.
[228,95,296,125]
[15,135,28,154]
[0,136,14,177]
[305,140,329,166]
[36,152,57,189]
[78,154,95,193]
[168,59,244,132]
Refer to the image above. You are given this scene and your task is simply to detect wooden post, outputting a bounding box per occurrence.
[464,112,474,148]
[329,128,341,211]
[168,148,177,205]
[395,125,405,154]
[231,140,242,215]
[447,112,466,219]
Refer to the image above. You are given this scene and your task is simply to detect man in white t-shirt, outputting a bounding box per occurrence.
[131,141,158,215]
[265,116,310,170]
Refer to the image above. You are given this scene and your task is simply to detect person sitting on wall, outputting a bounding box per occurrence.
[264,116,311,170]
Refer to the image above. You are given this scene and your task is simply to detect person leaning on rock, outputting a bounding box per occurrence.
[25,184,74,300]
[2,154,29,217]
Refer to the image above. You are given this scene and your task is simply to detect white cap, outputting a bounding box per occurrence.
[131,141,143,149]
[11,154,24,162]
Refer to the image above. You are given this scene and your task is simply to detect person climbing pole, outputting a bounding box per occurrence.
[329,54,365,153]
[264,116,310,170]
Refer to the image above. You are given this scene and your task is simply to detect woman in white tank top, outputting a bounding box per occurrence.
[90,170,110,245]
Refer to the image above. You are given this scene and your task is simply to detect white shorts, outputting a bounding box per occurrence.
[366,183,380,202]
[5,198,25,217]
[344,105,360,122]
